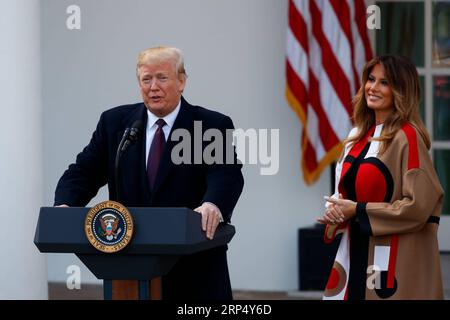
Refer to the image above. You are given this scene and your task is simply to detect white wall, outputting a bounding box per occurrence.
[0,0,48,299]
[42,0,330,291]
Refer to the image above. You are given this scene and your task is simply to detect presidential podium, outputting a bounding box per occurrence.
[34,207,235,300]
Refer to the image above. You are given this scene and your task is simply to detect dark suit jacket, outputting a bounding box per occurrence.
[54,96,244,300]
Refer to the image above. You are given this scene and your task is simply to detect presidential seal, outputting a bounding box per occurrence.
[84,201,134,253]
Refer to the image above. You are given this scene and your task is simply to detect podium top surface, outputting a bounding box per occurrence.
[34,207,235,255]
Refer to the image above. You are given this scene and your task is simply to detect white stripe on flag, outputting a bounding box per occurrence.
[306,104,326,160]
[310,36,353,141]
[286,28,309,88]
[293,0,310,26]
[321,0,354,87]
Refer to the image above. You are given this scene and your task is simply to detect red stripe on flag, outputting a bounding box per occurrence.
[286,60,308,113]
[288,0,309,53]
[330,0,360,94]
[302,131,318,172]
[308,73,340,150]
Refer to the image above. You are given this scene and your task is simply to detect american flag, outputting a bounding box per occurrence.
[286,0,373,184]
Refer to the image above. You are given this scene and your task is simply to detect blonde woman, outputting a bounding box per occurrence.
[318,55,444,300]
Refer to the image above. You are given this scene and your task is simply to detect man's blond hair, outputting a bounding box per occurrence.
[136,46,187,79]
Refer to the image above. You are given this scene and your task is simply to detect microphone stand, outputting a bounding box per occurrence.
[115,128,130,203]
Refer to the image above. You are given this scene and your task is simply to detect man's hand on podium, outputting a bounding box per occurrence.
[56,204,69,207]
[194,202,223,240]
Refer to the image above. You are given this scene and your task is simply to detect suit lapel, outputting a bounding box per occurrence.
[151,97,194,194]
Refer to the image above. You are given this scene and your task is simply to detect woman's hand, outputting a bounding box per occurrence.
[316,194,357,225]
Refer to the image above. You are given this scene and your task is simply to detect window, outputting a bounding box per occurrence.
[375,0,450,218]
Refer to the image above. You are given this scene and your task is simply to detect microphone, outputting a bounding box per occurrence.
[120,120,143,152]
[115,120,143,202]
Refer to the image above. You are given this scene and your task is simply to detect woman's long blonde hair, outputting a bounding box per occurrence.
[346,55,430,153]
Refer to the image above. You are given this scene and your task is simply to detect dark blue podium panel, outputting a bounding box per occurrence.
[34,207,235,280]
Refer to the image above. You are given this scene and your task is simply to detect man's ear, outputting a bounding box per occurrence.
[178,75,186,93]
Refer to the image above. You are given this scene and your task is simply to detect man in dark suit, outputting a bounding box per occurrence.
[54,46,244,300]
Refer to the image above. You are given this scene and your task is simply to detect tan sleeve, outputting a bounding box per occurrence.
[358,168,443,236]
[357,129,444,236]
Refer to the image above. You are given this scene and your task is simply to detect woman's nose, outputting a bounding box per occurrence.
[369,81,379,91]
